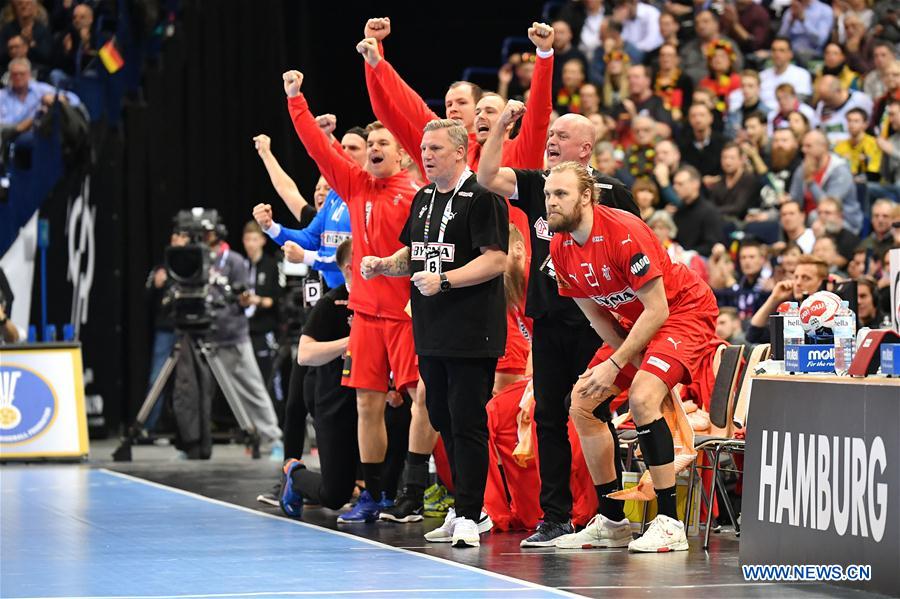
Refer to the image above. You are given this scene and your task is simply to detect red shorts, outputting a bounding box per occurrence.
[496,329,530,375]
[588,310,717,391]
[342,312,418,393]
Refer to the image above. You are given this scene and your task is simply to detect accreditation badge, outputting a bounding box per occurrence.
[424,247,442,276]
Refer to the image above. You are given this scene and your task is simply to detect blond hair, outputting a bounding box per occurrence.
[548,161,598,202]
[423,118,468,153]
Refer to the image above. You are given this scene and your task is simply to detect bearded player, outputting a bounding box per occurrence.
[545,162,718,553]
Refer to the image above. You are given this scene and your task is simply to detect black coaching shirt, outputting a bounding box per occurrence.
[510,169,638,325]
[302,284,352,402]
[400,173,509,358]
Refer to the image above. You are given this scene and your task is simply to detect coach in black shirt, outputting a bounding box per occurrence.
[478,101,638,547]
[362,119,508,548]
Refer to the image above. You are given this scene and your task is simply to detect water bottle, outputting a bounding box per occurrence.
[783,302,805,347]
[833,301,856,376]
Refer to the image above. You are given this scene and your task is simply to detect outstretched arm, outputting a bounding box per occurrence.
[508,22,554,169]
[477,100,525,198]
[358,24,434,174]
[283,70,369,205]
[252,134,308,222]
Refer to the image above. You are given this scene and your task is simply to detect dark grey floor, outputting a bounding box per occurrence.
[80,438,884,599]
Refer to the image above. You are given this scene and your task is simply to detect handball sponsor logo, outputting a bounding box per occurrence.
[589,287,637,309]
[630,253,650,277]
[0,366,58,444]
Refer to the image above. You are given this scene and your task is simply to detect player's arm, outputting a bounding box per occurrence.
[358,26,432,174]
[253,202,322,253]
[360,246,411,278]
[252,134,309,222]
[609,277,669,368]
[283,71,368,204]
[298,333,349,367]
[573,297,628,348]
[477,100,525,198]
[509,23,554,168]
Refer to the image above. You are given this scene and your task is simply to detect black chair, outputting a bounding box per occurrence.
[683,344,744,549]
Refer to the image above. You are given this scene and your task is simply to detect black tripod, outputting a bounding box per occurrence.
[113,335,261,461]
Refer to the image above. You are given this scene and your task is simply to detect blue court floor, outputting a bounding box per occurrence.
[0,467,574,599]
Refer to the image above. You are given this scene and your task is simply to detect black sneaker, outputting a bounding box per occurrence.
[520,520,575,547]
[378,489,424,523]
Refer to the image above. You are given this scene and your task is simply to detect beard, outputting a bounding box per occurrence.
[770,147,798,172]
[548,208,582,233]
[504,259,526,310]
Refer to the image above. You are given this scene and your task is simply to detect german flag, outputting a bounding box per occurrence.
[98,39,124,74]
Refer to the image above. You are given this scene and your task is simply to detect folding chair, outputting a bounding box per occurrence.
[682,344,743,548]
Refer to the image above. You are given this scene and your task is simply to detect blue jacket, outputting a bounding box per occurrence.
[266,190,351,288]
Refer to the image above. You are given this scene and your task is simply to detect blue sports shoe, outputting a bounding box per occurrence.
[337,490,385,523]
[279,459,306,518]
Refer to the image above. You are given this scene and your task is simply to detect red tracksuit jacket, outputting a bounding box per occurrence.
[287,93,417,321]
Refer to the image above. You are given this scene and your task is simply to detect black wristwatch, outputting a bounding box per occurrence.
[439,273,451,292]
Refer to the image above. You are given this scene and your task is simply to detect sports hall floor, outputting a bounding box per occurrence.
[1,440,879,599]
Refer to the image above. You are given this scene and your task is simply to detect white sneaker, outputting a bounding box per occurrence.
[451,517,480,547]
[424,508,456,542]
[556,514,632,549]
[424,509,492,542]
[628,514,689,553]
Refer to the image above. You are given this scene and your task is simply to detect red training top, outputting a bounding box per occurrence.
[550,204,716,324]
[288,93,418,321]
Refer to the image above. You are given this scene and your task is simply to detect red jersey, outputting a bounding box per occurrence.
[550,204,717,324]
[365,49,552,174]
[288,94,417,321]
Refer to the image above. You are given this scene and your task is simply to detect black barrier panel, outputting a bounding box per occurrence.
[742,378,900,596]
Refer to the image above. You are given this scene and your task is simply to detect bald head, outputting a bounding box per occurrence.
[546,114,596,167]
[801,129,828,160]
[817,75,844,105]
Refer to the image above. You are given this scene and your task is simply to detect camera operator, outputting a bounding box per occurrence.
[141,231,189,434]
[172,219,283,459]
[240,221,283,422]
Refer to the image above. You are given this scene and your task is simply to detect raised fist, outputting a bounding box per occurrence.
[315,114,338,137]
[252,203,273,230]
[364,17,391,41]
[283,70,304,98]
[253,134,271,156]
[499,100,526,130]
[356,37,382,67]
[497,63,513,85]
[359,255,385,280]
[528,22,554,53]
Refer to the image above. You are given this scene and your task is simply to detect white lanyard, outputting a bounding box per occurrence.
[423,167,471,247]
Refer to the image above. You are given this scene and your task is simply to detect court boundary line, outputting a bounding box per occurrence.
[99,469,580,598]
[7,589,553,599]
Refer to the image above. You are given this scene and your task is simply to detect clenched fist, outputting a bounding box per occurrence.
[360,255,385,280]
[283,70,304,98]
[499,99,526,131]
[356,37,382,68]
[283,241,305,263]
[315,114,337,137]
[253,134,271,156]
[252,203,273,230]
[364,17,391,41]
[528,22,554,53]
